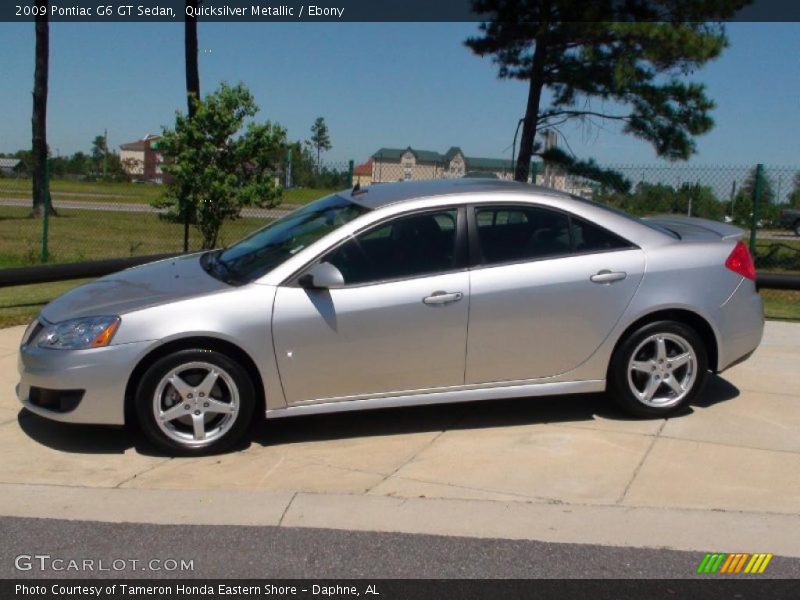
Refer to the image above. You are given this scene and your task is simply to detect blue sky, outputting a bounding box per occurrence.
[1,22,798,166]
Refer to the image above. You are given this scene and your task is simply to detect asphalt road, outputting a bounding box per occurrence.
[2,516,799,579]
[0,198,295,219]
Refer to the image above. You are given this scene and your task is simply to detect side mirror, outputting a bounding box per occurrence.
[298,262,345,289]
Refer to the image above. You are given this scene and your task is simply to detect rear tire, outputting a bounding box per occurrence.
[608,321,708,418]
[135,349,255,455]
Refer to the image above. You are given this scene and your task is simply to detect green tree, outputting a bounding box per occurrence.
[465,1,748,183]
[156,82,287,250]
[675,183,724,221]
[787,172,800,209]
[67,151,90,176]
[91,134,108,173]
[309,117,332,172]
[732,166,776,228]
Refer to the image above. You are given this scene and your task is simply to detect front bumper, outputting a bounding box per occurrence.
[17,340,154,425]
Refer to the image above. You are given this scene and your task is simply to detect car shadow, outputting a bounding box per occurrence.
[15,410,159,456]
[248,374,741,449]
[16,375,740,456]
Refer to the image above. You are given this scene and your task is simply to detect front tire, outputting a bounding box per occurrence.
[608,321,708,418]
[135,349,255,455]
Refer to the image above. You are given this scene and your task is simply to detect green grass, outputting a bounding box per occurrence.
[755,239,800,275]
[283,187,339,205]
[0,279,91,328]
[761,289,800,321]
[0,206,270,268]
[0,178,337,206]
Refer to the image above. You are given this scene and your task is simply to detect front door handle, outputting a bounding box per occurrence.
[590,270,627,284]
[423,291,464,305]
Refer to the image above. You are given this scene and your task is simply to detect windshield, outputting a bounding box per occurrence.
[205,194,369,283]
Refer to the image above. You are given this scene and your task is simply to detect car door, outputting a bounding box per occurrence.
[465,204,645,384]
[272,208,470,404]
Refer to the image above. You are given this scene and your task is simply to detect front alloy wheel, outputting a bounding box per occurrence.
[609,321,708,418]
[136,349,255,455]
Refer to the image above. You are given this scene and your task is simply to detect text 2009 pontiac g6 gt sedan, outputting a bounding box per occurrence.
[18,179,763,454]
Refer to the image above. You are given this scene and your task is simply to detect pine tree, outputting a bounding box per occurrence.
[465,1,749,183]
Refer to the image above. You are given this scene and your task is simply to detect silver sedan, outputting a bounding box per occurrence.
[17,179,764,454]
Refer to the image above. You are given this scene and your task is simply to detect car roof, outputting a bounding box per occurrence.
[344,178,568,210]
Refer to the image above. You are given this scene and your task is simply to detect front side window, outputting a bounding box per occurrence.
[323,210,459,286]
[474,205,631,266]
[206,194,369,283]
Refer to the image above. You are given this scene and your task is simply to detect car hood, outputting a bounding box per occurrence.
[40,254,230,323]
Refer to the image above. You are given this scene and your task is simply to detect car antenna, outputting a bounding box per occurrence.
[351,182,368,196]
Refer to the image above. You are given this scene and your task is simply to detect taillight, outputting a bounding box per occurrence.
[725,241,756,280]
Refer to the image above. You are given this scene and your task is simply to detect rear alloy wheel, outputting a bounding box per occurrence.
[609,321,708,418]
[135,349,255,455]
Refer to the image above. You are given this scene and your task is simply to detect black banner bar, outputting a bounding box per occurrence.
[3,0,800,23]
[6,579,800,600]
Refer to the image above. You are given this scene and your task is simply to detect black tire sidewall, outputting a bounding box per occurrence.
[609,320,708,418]
[135,349,256,455]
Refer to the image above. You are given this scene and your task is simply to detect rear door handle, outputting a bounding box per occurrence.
[423,291,464,305]
[590,270,627,284]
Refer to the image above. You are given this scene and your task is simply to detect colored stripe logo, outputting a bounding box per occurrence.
[696,553,773,574]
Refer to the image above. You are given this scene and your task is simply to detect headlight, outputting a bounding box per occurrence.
[34,316,121,350]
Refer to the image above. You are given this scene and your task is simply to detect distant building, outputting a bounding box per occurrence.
[371,147,519,183]
[0,158,23,177]
[119,134,164,182]
[352,158,373,187]
[367,145,593,197]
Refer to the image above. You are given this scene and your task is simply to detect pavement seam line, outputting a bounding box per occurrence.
[382,474,561,504]
[278,492,297,526]
[113,458,174,489]
[548,422,657,438]
[656,433,800,456]
[363,405,472,494]
[616,419,666,504]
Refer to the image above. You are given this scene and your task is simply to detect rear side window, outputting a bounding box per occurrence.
[474,206,632,266]
[475,207,570,264]
[570,218,631,253]
[324,210,458,285]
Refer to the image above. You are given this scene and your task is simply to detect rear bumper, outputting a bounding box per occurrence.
[17,340,153,425]
[716,279,764,372]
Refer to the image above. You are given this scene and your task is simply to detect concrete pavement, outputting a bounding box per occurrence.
[0,321,798,556]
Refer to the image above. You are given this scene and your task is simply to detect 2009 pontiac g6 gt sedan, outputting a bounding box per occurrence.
[18,179,764,454]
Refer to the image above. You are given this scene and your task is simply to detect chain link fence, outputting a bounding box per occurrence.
[0,159,354,269]
[0,161,798,273]
[564,164,800,274]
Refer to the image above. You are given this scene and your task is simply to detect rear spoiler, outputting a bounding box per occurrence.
[643,215,744,241]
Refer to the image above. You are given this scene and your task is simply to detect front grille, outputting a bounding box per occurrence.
[28,387,84,413]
